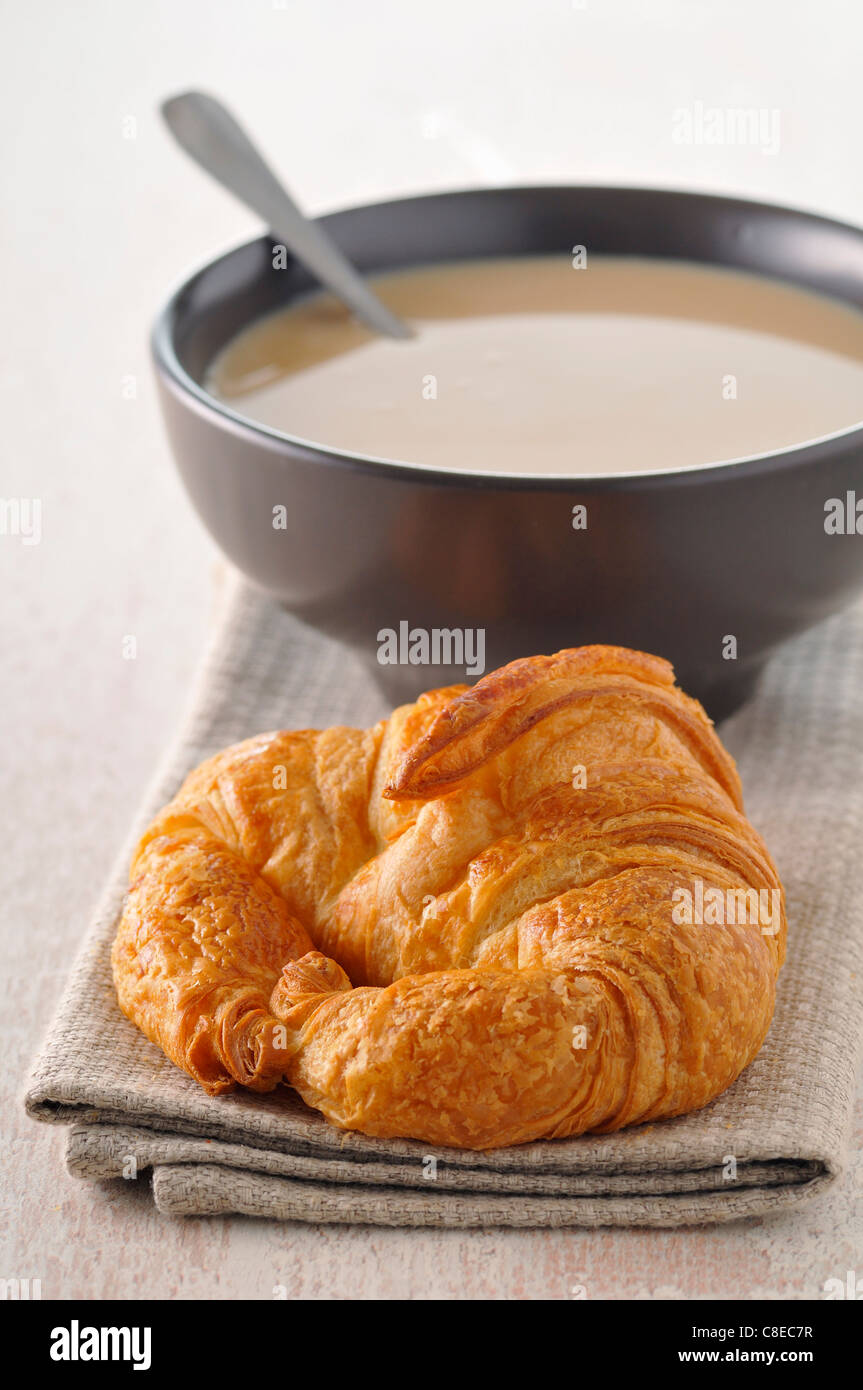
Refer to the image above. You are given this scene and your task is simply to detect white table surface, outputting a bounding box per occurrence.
[2,0,862,1299]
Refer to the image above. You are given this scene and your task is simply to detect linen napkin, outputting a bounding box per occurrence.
[25,573,863,1226]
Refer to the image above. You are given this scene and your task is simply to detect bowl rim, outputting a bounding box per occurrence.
[151,181,863,490]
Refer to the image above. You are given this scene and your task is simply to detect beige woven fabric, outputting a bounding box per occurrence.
[24,574,863,1226]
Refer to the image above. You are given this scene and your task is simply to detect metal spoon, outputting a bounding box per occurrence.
[160,90,413,341]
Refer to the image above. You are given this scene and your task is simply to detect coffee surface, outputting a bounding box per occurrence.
[207,255,863,474]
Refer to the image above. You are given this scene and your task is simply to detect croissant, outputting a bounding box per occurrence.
[112,645,785,1150]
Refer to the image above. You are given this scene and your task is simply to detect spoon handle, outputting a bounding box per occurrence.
[161,91,413,340]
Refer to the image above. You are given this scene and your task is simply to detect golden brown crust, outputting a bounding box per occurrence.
[111,645,785,1147]
[388,646,742,807]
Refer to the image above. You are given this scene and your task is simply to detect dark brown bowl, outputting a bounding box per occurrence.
[152,185,863,718]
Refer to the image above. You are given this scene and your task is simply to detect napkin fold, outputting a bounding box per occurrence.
[25,575,863,1226]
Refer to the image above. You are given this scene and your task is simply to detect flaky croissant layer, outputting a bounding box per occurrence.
[112,645,785,1149]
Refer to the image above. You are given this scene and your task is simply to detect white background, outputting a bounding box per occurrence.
[2,0,861,1298]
